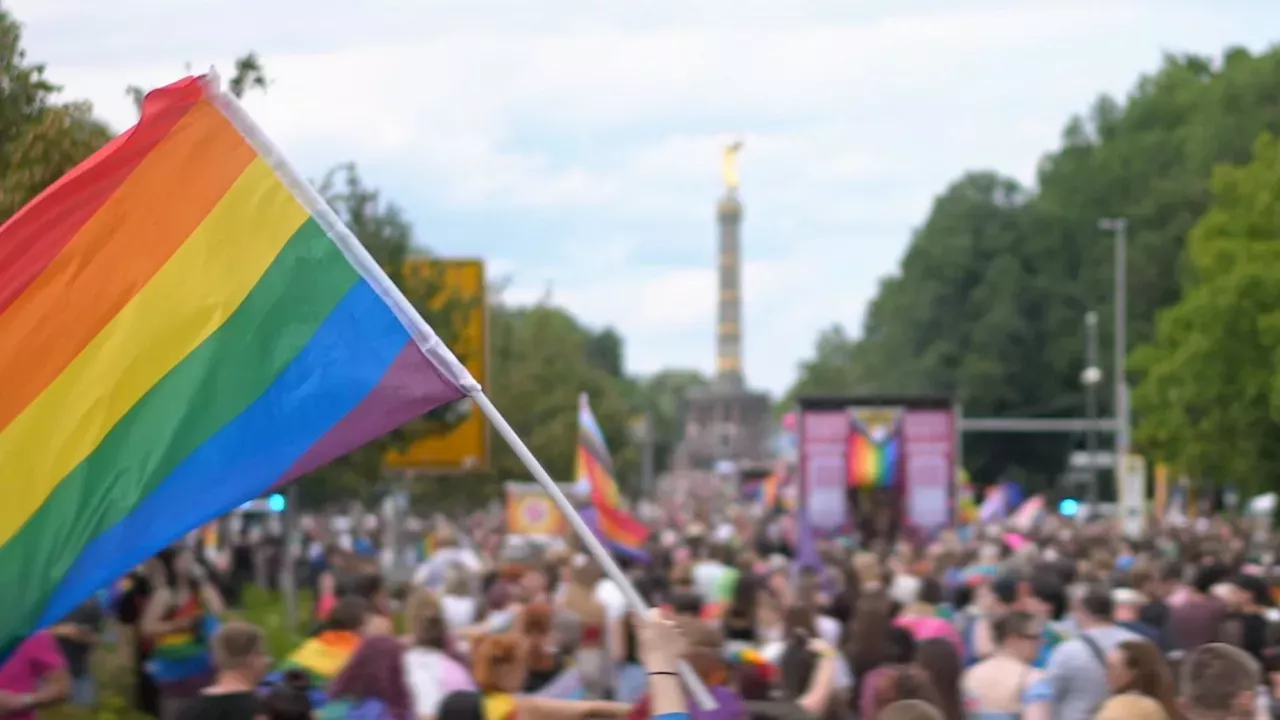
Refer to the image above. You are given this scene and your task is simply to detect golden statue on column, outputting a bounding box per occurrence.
[722,140,743,190]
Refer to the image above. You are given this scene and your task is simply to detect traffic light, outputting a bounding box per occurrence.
[268,493,286,513]
[1058,497,1080,517]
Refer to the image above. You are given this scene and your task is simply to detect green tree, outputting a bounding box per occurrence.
[786,46,1280,486]
[297,164,478,505]
[486,303,638,488]
[1131,132,1280,494]
[635,368,708,475]
[0,8,111,223]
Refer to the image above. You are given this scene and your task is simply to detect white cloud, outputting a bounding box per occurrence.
[9,0,1280,395]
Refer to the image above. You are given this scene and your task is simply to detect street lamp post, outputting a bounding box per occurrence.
[628,412,655,499]
[1081,311,1102,508]
[1098,217,1129,498]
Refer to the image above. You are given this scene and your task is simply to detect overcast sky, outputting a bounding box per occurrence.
[9,0,1280,395]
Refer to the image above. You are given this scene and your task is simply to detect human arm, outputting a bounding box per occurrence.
[636,608,689,718]
[189,563,226,617]
[795,639,837,716]
[1020,670,1053,720]
[140,587,189,638]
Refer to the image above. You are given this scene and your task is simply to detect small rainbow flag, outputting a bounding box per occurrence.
[847,429,900,488]
[276,630,362,686]
[0,74,477,658]
[576,394,648,552]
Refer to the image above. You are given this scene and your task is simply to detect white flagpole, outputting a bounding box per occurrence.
[204,72,714,709]
[473,392,718,710]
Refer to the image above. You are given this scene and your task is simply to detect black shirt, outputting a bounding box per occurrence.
[178,691,262,720]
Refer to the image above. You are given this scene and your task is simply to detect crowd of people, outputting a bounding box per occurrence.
[3,498,1279,720]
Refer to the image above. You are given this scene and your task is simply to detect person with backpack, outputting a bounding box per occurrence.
[1044,586,1139,720]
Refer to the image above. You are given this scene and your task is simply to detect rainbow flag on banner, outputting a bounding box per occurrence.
[0,75,478,657]
[846,407,903,488]
[276,630,362,686]
[576,394,649,551]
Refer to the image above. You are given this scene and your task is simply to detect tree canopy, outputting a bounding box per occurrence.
[787,46,1280,490]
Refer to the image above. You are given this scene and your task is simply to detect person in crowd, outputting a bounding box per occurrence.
[403,589,476,718]
[344,573,396,636]
[442,565,482,637]
[519,602,566,693]
[743,626,839,720]
[262,669,315,720]
[1106,639,1179,720]
[48,594,103,709]
[1177,643,1262,720]
[0,630,71,720]
[877,699,945,720]
[865,664,942,720]
[896,578,963,658]
[558,555,612,700]
[962,610,1051,720]
[1095,693,1171,720]
[320,635,415,719]
[961,575,1018,666]
[1112,587,1166,648]
[1044,586,1139,720]
[473,633,630,720]
[847,593,898,688]
[178,621,272,720]
[913,638,963,720]
[141,547,226,720]
[1220,573,1270,663]
[858,626,918,719]
[117,562,163,716]
[274,596,368,700]
[1168,565,1229,652]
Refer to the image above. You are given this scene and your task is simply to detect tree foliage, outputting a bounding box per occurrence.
[787,47,1280,488]
[1131,132,1280,495]
[485,303,638,488]
[0,8,111,224]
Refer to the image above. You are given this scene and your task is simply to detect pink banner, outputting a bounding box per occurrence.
[901,409,955,534]
[799,410,849,535]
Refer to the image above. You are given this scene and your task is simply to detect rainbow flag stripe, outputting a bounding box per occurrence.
[0,75,475,657]
[847,430,900,488]
[576,394,648,551]
[278,630,362,685]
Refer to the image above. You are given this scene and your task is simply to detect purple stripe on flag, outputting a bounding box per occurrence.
[278,342,467,483]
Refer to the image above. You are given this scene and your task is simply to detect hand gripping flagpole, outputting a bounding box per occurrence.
[202,71,715,710]
[473,393,718,710]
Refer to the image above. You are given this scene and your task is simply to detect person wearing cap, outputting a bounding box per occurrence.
[1112,588,1166,649]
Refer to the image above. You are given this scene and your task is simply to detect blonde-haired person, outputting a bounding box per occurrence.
[854,552,884,593]
[1094,693,1169,720]
[404,589,475,719]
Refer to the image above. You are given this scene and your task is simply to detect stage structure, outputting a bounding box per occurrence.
[797,396,958,539]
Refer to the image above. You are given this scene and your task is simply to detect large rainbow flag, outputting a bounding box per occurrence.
[576,394,649,552]
[846,415,901,488]
[0,75,477,657]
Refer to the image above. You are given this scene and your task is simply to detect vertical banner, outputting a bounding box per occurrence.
[1119,454,1148,539]
[799,410,850,535]
[901,409,955,534]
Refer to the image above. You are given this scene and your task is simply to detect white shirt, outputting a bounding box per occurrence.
[593,578,629,622]
[440,594,478,631]
[404,647,471,717]
[691,560,730,603]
